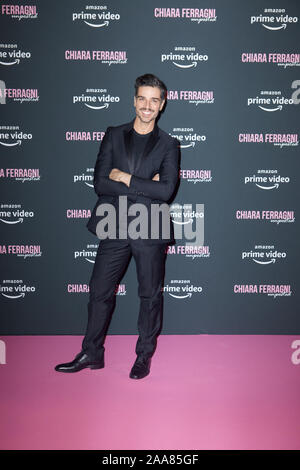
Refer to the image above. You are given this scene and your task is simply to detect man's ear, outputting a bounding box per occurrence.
[159,99,165,111]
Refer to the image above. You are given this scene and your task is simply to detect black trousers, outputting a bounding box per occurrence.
[82,239,168,361]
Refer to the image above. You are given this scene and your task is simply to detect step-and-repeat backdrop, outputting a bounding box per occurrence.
[1,0,299,335]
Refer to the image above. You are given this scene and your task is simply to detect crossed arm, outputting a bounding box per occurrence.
[109,168,159,185]
[93,126,179,202]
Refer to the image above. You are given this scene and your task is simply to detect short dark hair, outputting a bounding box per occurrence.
[134,73,167,101]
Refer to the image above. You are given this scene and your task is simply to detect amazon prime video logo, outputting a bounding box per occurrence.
[0,279,36,299]
[73,88,120,110]
[0,125,32,147]
[169,127,206,149]
[164,279,202,299]
[0,204,35,224]
[72,5,120,28]
[161,46,208,68]
[0,44,31,66]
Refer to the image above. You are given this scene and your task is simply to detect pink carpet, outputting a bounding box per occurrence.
[0,335,299,450]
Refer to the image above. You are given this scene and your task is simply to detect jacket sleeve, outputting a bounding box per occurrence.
[129,138,179,202]
[93,126,135,197]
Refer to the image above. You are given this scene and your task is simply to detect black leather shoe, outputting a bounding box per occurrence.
[129,356,151,379]
[55,351,104,373]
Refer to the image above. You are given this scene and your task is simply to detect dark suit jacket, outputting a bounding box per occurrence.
[86,119,180,244]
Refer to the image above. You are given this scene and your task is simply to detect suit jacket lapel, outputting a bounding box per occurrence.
[123,125,134,174]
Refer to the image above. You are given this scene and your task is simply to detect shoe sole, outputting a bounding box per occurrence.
[55,363,104,373]
[129,370,150,380]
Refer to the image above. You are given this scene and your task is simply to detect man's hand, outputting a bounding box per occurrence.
[109,168,132,187]
[109,169,160,187]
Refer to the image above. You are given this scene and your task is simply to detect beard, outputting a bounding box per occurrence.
[137,108,156,123]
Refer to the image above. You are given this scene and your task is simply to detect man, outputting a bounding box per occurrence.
[55,74,180,379]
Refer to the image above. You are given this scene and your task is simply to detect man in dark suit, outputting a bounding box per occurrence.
[55,74,180,379]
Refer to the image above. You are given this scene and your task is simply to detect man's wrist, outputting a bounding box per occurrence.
[120,172,132,187]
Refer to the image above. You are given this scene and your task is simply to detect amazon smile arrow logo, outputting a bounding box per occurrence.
[253,258,276,265]
[173,219,193,225]
[169,292,192,299]
[259,105,283,112]
[180,142,195,148]
[1,292,25,299]
[84,20,109,28]
[0,140,22,147]
[173,61,197,68]
[84,103,109,110]
[0,59,20,66]
[262,23,287,30]
[0,217,24,224]
[255,183,279,190]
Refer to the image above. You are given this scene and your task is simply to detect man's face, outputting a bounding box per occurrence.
[134,86,165,125]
